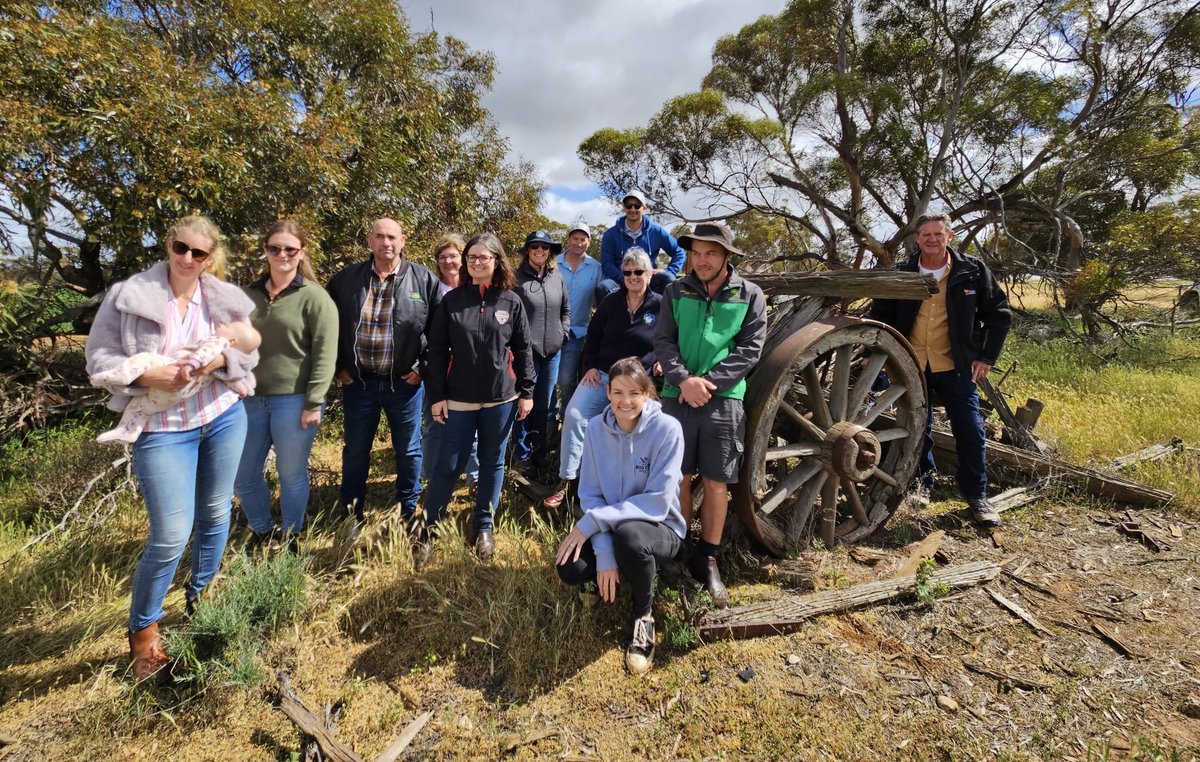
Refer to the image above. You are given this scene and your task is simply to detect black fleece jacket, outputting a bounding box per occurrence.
[869,246,1012,374]
[582,289,662,375]
[425,284,536,405]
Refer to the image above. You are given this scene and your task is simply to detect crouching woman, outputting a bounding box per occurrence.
[554,357,686,674]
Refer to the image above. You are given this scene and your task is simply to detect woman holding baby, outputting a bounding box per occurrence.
[85,214,260,684]
[233,220,338,552]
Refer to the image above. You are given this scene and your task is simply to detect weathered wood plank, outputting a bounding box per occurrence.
[977,377,1050,454]
[1109,438,1185,471]
[930,428,1173,506]
[699,560,1000,641]
[894,531,947,578]
[750,270,939,300]
[985,588,1054,636]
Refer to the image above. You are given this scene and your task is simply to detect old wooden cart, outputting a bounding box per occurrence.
[729,270,939,557]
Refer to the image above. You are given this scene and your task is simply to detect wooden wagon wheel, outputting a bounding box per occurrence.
[733,316,927,556]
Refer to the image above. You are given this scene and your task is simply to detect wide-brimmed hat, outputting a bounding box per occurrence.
[678,222,744,259]
[519,230,562,256]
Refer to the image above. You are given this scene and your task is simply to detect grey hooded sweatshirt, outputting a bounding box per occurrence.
[575,399,687,571]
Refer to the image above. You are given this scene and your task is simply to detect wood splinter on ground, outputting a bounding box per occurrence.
[277,670,434,762]
[961,659,1052,691]
[984,588,1054,636]
[894,530,946,578]
[698,560,1000,641]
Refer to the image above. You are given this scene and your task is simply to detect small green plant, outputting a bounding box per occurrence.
[165,551,307,689]
[655,584,701,651]
[913,557,950,605]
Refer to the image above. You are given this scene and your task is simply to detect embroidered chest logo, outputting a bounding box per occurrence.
[410,291,423,300]
[495,309,510,325]
[634,456,650,474]
[962,289,976,296]
[642,313,656,326]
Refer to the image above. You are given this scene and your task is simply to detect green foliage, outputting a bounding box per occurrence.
[165,552,308,688]
[655,584,702,651]
[0,0,545,300]
[913,558,950,606]
[578,0,1200,275]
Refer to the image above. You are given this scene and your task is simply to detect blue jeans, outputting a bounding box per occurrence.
[424,400,517,535]
[557,335,586,415]
[512,352,561,465]
[920,368,988,500]
[340,377,423,517]
[129,402,247,631]
[558,371,610,480]
[234,394,322,535]
[422,402,478,485]
[595,271,675,302]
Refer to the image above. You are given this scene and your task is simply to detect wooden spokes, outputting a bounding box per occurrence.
[734,318,927,556]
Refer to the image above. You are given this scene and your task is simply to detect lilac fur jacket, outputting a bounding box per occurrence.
[85,261,259,413]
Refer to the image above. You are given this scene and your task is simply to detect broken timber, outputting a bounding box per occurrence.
[1109,438,1185,472]
[276,670,363,762]
[977,377,1050,454]
[750,270,938,300]
[930,428,1173,507]
[698,560,1000,641]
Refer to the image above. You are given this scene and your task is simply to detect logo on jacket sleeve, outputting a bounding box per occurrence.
[495,310,510,325]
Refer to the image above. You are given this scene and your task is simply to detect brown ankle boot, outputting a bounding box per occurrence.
[128,622,168,683]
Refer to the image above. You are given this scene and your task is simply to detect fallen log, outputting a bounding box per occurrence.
[699,560,1000,641]
[1109,439,1185,472]
[276,670,363,762]
[931,428,1173,507]
[751,270,938,300]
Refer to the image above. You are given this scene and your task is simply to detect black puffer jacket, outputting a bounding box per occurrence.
[514,262,570,358]
[869,247,1012,374]
[425,284,536,405]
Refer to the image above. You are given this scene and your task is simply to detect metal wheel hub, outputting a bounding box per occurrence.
[825,421,881,482]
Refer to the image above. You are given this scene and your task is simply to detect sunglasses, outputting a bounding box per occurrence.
[623,202,643,210]
[622,269,646,277]
[527,243,552,251]
[170,239,211,261]
[265,244,302,258]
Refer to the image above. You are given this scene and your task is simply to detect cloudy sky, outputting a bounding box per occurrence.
[399,0,784,228]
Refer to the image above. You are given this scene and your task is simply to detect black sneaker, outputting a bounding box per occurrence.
[626,615,656,675]
[245,527,277,555]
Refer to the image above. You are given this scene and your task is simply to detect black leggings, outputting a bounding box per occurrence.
[557,520,683,619]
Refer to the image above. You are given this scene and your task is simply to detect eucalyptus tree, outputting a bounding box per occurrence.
[579,0,1200,273]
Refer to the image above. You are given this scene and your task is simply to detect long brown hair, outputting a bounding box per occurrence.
[463,232,516,291]
[261,220,318,283]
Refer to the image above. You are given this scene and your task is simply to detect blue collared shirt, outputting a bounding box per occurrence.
[556,253,602,339]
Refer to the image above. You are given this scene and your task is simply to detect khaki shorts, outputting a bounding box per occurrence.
[661,396,746,483]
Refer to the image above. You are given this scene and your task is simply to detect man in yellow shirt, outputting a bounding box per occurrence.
[870,213,1012,526]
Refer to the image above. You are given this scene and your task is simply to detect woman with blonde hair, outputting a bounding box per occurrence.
[234,220,338,552]
[86,214,259,682]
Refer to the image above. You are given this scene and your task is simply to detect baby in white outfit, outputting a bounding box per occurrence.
[91,322,260,444]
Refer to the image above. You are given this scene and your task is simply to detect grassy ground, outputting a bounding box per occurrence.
[1,315,1199,760]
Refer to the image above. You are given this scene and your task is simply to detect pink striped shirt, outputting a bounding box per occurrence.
[144,285,239,432]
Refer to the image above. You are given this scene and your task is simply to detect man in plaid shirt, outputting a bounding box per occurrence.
[327,218,440,523]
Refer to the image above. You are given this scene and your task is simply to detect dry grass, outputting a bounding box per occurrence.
[3,316,1200,759]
